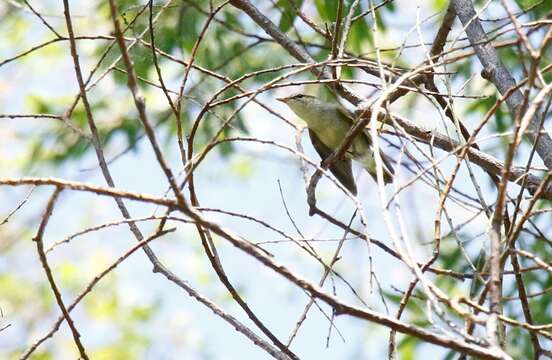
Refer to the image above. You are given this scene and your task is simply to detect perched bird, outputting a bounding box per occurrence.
[277,93,393,195]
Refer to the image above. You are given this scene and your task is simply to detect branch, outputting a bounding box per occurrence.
[32,188,89,360]
[0,177,176,207]
[227,0,552,199]
[381,111,552,199]
[228,0,360,103]
[452,0,552,169]
[177,201,512,360]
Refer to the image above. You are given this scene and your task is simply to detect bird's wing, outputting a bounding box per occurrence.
[336,105,373,145]
[337,105,395,183]
[336,105,355,124]
[308,129,357,195]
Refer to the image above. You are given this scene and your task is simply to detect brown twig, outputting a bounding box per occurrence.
[32,188,89,360]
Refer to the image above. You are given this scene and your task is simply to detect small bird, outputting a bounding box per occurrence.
[278,93,393,195]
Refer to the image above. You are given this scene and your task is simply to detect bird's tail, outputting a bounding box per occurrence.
[358,152,394,184]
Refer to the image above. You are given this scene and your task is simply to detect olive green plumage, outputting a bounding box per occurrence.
[278,94,393,195]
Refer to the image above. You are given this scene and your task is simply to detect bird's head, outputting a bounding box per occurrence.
[277,93,331,127]
[277,93,319,110]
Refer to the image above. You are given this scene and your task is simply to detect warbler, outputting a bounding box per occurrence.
[278,93,393,195]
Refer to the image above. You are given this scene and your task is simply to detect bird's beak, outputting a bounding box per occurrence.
[276,97,288,103]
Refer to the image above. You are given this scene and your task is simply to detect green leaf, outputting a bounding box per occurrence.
[315,0,338,21]
[515,0,544,10]
[25,352,54,360]
[278,0,304,32]
[432,0,449,10]
[27,96,52,114]
[130,305,155,321]
[325,0,339,20]
[230,156,254,179]
[398,336,417,360]
[349,14,372,52]
[465,93,509,137]
[178,6,200,52]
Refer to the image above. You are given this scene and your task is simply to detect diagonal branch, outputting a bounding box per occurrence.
[174,200,512,360]
[228,0,552,199]
[452,0,552,169]
[33,188,89,360]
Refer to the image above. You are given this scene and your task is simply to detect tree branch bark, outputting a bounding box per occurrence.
[227,0,552,199]
[452,0,552,169]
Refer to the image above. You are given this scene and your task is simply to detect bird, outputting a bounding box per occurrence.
[277,93,393,195]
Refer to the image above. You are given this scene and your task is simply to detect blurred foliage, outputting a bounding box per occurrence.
[13,0,400,171]
[278,0,304,32]
[84,277,156,359]
[515,0,552,13]
[465,92,510,145]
